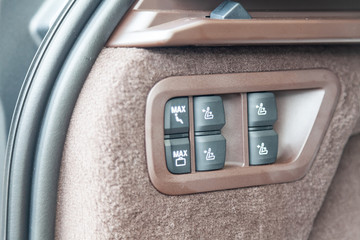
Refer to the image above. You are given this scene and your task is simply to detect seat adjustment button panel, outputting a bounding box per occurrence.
[194,96,226,132]
[164,97,189,135]
[248,130,278,166]
[165,138,191,174]
[195,134,226,171]
[248,92,277,127]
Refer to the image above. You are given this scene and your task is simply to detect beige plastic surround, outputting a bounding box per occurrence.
[145,69,339,195]
[107,0,360,47]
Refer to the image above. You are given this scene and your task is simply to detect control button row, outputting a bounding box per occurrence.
[164,96,226,135]
[248,92,278,166]
[165,134,227,174]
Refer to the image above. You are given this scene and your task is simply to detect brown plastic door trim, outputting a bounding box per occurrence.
[108,16,360,47]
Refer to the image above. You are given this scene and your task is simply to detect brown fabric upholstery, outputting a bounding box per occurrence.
[352,119,360,135]
[56,46,360,239]
[309,134,360,240]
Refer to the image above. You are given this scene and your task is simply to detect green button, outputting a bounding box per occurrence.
[249,130,278,165]
[195,134,226,171]
[194,96,225,132]
[164,97,189,135]
[248,92,277,127]
[165,138,191,174]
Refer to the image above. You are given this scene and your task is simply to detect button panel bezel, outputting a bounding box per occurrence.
[145,70,339,195]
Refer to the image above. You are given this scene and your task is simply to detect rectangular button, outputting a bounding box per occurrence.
[165,138,191,174]
[195,134,226,171]
[194,96,225,132]
[247,92,277,127]
[249,130,278,165]
[164,97,189,134]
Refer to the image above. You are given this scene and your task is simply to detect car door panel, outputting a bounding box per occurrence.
[309,134,360,239]
[55,46,360,239]
[1,0,360,239]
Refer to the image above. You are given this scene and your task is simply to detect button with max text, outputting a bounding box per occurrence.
[164,97,189,135]
[165,138,191,174]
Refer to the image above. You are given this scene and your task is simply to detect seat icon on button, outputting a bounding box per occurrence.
[249,130,278,166]
[248,92,277,127]
[256,103,267,116]
[204,148,216,161]
[194,96,225,132]
[195,134,226,171]
[257,143,268,155]
[202,107,215,120]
